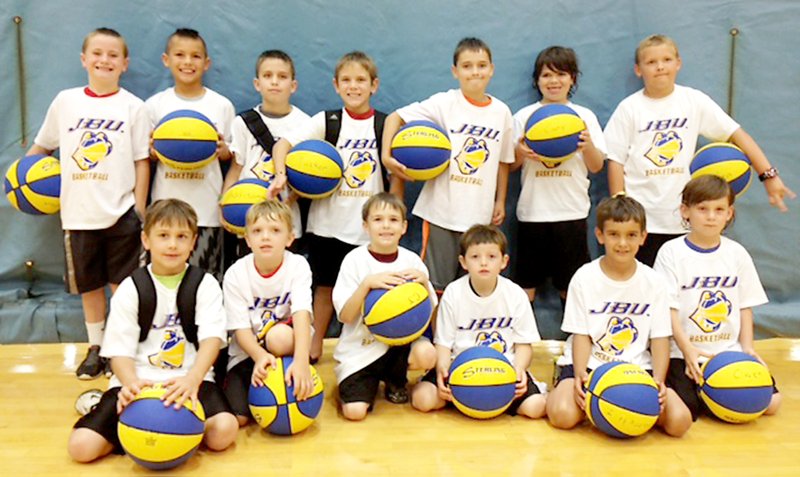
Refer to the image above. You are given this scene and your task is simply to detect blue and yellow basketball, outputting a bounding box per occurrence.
[524,104,586,165]
[390,120,452,180]
[249,357,325,435]
[585,362,659,438]
[690,142,753,197]
[700,351,772,423]
[448,346,517,419]
[4,154,61,215]
[117,384,205,470]
[363,282,433,346]
[152,109,219,171]
[218,178,271,235]
[286,140,344,199]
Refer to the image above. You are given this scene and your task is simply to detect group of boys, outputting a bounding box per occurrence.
[26,25,793,463]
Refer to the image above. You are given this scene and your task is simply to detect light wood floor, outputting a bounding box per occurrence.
[2,339,799,476]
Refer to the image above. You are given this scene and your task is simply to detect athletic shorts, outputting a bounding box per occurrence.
[514,219,590,291]
[420,368,543,416]
[74,381,232,453]
[635,233,681,267]
[223,358,255,418]
[421,221,464,292]
[63,207,142,294]
[307,234,356,287]
[338,345,411,406]
[191,226,223,282]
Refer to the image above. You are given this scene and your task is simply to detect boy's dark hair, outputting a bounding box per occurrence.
[453,37,492,65]
[361,192,407,222]
[681,175,736,229]
[83,27,128,57]
[255,49,296,78]
[596,193,647,232]
[335,51,378,81]
[166,28,207,56]
[459,224,507,256]
[143,199,198,236]
[532,46,580,98]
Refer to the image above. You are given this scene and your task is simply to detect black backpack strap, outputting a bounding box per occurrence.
[131,267,157,343]
[239,109,276,156]
[324,109,342,146]
[373,110,389,191]
[176,265,206,348]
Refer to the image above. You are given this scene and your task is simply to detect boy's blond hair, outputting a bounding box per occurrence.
[335,51,378,81]
[635,34,679,64]
[361,192,407,221]
[459,224,507,256]
[143,199,198,235]
[245,200,293,231]
[596,193,647,232]
[453,37,492,66]
[82,27,128,57]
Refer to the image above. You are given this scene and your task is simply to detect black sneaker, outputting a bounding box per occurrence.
[103,358,112,378]
[76,345,103,380]
[384,383,409,404]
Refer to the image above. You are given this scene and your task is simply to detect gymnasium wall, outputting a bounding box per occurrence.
[1,0,798,342]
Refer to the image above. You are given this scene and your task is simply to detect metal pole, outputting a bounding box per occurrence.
[727,27,739,118]
[14,15,27,148]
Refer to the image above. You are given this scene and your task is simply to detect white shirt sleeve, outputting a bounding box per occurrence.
[100,278,141,359]
[195,274,228,346]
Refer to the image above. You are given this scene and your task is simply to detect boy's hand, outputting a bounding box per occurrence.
[268,174,287,199]
[286,360,313,401]
[492,200,505,225]
[514,367,528,398]
[162,374,203,411]
[366,271,407,290]
[398,268,426,284]
[514,138,541,163]
[741,347,768,367]
[682,345,712,384]
[252,352,277,387]
[763,176,796,212]
[216,132,232,161]
[573,371,588,410]
[148,132,159,162]
[383,155,415,182]
[436,367,452,402]
[576,129,594,153]
[656,380,667,415]
[116,379,154,414]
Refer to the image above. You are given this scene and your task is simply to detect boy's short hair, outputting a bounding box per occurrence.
[165,28,207,56]
[681,175,736,229]
[635,34,680,64]
[459,224,507,256]
[255,49,296,78]
[361,192,407,221]
[453,37,492,66]
[143,199,198,236]
[83,27,128,57]
[245,199,293,231]
[596,193,647,232]
[532,46,580,97]
[334,51,378,80]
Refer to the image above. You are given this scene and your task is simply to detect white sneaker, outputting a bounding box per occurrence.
[75,389,103,416]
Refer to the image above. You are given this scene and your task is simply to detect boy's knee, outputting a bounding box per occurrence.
[235,414,249,428]
[204,413,238,451]
[411,382,442,412]
[517,394,547,419]
[765,392,782,415]
[67,428,110,463]
[341,402,369,421]
[546,399,582,429]
[266,325,295,357]
[409,341,436,371]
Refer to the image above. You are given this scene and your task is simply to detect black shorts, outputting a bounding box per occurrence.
[635,233,681,267]
[338,345,411,406]
[666,358,779,421]
[514,219,590,291]
[63,207,142,294]
[223,358,255,418]
[307,234,357,287]
[420,368,542,416]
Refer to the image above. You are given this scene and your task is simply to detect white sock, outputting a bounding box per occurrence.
[86,321,105,347]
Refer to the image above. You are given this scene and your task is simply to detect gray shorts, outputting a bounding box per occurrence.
[421,221,465,292]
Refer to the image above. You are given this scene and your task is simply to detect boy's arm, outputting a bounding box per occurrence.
[381,112,413,190]
[578,129,606,174]
[133,159,149,218]
[649,336,670,384]
[337,272,405,324]
[26,144,54,156]
[162,337,222,410]
[738,307,759,358]
[268,138,293,198]
[434,344,454,400]
[729,128,795,211]
[222,160,243,194]
[492,162,509,225]
[287,310,313,400]
[512,343,533,397]
[670,308,707,383]
[571,334,592,409]
[607,160,625,195]
[112,356,153,412]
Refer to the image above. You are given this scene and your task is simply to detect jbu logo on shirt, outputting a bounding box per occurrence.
[340,138,377,150]
[251,292,290,310]
[68,117,125,133]
[458,316,513,331]
[589,301,651,316]
[681,276,738,290]
[450,124,501,141]
[637,118,688,133]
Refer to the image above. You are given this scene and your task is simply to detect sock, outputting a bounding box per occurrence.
[86,321,105,347]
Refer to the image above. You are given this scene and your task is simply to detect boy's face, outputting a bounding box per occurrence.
[254,58,297,107]
[451,49,494,97]
[634,44,681,96]
[141,221,197,276]
[162,36,210,87]
[458,242,508,283]
[81,34,129,84]
[333,62,378,114]
[538,65,573,104]
[363,203,407,253]
[680,197,733,241]
[595,219,646,266]
[245,216,294,263]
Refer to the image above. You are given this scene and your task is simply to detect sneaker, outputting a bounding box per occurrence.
[76,345,103,380]
[75,389,103,416]
[103,358,112,378]
[384,383,409,404]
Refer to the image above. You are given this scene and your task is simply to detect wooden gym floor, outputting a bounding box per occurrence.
[1,339,799,476]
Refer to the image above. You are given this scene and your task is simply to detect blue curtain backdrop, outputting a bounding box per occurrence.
[1,0,798,342]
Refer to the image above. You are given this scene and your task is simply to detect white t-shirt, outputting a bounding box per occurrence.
[229,105,310,237]
[145,87,235,227]
[558,259,672,370]
[33,87,150,230]
[332,245,437,383]
[100,265,227,389]
[223,251,313,370]
[513,101,607,222]
[435,275,540,365]
[397,89,515,232]
[653,236,768,360]
[604,85,740,233]
[283,109,384,245]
